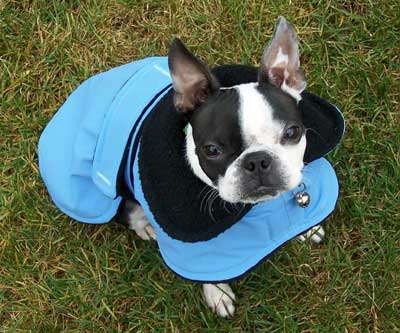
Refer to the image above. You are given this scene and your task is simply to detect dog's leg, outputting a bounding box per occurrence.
[297,224,325,244]
[122,200,156,241]
[202,283,235,318]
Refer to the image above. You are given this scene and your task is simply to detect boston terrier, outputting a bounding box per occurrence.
[123,17,325,317]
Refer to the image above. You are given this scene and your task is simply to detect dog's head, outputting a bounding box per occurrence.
[168,17,307,204]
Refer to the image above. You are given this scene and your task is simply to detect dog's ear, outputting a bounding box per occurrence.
[168,38,219,114]
[259,17,306,99]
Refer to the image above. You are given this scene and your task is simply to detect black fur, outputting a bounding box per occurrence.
[190,88,243,182]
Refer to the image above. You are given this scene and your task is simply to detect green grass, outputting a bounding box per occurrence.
[1,0,399,331]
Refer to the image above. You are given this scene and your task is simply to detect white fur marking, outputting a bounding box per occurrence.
[272,47,289,67]
[281,82,302,102]
[202,283,235,318]
[127,205,156,241]
[271,50,303,101]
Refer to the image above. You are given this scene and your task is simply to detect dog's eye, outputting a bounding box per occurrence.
[203,145,222,158]
[283,126,301,141]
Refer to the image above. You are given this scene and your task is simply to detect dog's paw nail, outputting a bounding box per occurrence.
[220,299,235,318]
[310,232,324,244]
[297,235,306,242]
[128,215,157,241]
[145,225,157,240]
[138,224,156,241]
[137,230,151,241]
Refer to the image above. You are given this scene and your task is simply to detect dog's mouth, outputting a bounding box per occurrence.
[240,186,280,203]
[246,186,277,197]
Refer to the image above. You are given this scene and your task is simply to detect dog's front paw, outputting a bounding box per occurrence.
[297,225,325,244]
[202,283,235,318]
[126,204,156,241]
[129,218,156,241]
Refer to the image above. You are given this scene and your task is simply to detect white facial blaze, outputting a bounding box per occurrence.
[236,83,281,146]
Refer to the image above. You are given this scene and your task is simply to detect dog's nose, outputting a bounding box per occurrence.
[242,152,272,174]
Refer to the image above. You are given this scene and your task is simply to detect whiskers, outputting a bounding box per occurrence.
[222,198,245,215]
[198,185,245,222]
[199,186,219,222]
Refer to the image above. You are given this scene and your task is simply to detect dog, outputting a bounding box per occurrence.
[122,17,326,317]
[39,16,343,318]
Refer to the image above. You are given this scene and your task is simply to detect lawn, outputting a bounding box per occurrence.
[1,0,399,331]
